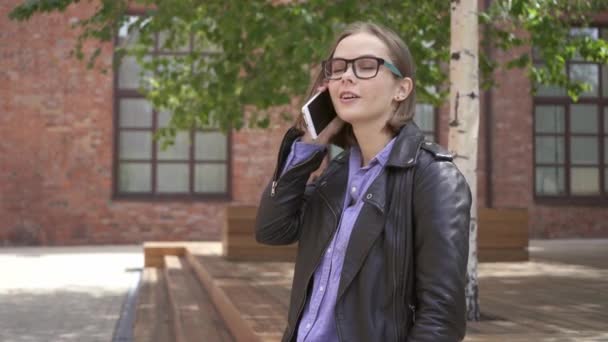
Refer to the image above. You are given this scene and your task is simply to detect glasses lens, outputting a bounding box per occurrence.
[354,58,379,79]
[325,59,347,79]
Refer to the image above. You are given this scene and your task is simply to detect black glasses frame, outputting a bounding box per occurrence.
[322,56,404,80]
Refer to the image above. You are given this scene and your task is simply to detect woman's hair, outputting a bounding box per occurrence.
[295,22,417,149]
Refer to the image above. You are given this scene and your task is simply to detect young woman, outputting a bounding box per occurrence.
[255,22,471,342]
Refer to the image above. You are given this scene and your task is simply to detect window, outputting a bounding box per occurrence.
[413,103,437,142]
[533,26,608,202]
[114,15,230,199]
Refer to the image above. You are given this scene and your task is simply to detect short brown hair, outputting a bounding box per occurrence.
[295,22,417,149]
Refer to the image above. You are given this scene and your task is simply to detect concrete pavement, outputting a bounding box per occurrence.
[0,245,142,342]
[0,239,606,342]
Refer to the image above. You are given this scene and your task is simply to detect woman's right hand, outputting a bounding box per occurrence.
[300,85,345,145]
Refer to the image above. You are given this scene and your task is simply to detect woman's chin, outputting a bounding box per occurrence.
[336,110,367,125]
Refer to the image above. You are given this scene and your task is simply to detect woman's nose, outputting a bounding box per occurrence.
[341,64,356,83]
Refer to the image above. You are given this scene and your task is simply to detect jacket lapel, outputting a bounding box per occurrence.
[316,153,349,220]
[337,171,387,300]
[336,122,425,301]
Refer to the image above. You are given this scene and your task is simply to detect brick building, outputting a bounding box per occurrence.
[1,1,607,246]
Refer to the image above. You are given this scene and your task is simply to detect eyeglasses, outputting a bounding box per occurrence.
[322,56,404,80]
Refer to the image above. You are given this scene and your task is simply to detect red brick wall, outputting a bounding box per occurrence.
[490,45,535,209]
[1,0,606,246]
[477,34,608,238]
[0,1,294,245]
[531,206,608,238]
[435,21,608,238]
[232,106,298,205]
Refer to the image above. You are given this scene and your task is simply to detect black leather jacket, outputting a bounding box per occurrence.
[255,122,471,341]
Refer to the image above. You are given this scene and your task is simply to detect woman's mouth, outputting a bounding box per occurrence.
[339,91,360,103]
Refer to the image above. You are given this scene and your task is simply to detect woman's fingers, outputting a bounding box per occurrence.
[324,116,344,136]
[300,116,342,145]
[316,116,344,144]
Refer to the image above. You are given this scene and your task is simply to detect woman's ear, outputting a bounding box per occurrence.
[393,77,413,102]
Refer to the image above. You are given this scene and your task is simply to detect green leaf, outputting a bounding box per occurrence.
[8,0,608,141]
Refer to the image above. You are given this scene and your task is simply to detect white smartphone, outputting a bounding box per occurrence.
[301,89,337,140]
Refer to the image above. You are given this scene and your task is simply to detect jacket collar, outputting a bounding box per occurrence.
[386,121,425,168]
[361,122,424,213]
[332,121,424,167]
[320,122,424,215]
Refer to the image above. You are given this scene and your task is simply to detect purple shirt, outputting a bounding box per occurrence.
[280,137,396,341]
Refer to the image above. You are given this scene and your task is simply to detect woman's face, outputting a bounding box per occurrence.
[327,32,406,128]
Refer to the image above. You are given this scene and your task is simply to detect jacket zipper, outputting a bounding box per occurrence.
[270,149,322,198]
[270,129,294,197]
[400,169,416,338]
[410,304,416,323]
[391,172,402,341]
[393,219,401,341]
[403,169,417,335]
[270,128,304,197]
[392,170,411,341]
[286,189,338,342]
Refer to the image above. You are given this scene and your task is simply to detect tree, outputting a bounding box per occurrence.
[9,0,608,320]
[449,0,481,320]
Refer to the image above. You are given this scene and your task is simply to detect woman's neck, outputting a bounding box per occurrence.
[352,122,394,167]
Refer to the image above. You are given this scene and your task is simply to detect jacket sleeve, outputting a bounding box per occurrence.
[255,128,328,246]
[408,160,472,341]
[281,138,327,177]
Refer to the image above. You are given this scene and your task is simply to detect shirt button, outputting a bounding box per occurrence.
[327,247,332,252]
[306,323,312,329]
[319,286,324,292]
[351,186,357,193]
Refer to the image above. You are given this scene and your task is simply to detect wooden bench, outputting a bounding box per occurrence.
[223,205,297,262]
[190,254,292,342]
[225,206,530,263]
[478,208,529,262]
[133,268,171,342]
[135,246,235,342]
[164,255,234,342]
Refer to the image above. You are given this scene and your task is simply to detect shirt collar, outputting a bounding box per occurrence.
[350,136,397,170]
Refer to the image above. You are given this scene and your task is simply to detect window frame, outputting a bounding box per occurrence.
[532,25,608,206]
[112,11,232,201]
[415,104,439,142]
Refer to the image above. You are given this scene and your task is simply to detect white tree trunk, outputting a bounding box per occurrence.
[449,0,480,321]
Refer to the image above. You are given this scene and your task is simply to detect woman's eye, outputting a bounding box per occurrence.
[357,62,376,70]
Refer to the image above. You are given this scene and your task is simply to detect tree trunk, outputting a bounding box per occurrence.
[449,0,480,321]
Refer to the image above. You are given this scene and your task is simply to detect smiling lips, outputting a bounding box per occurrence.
[339,91,360,103]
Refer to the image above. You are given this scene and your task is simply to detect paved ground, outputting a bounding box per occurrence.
[0,239,606,342]
[529,238,608,269]
[0,245,142,342]
[466,239,608,341]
